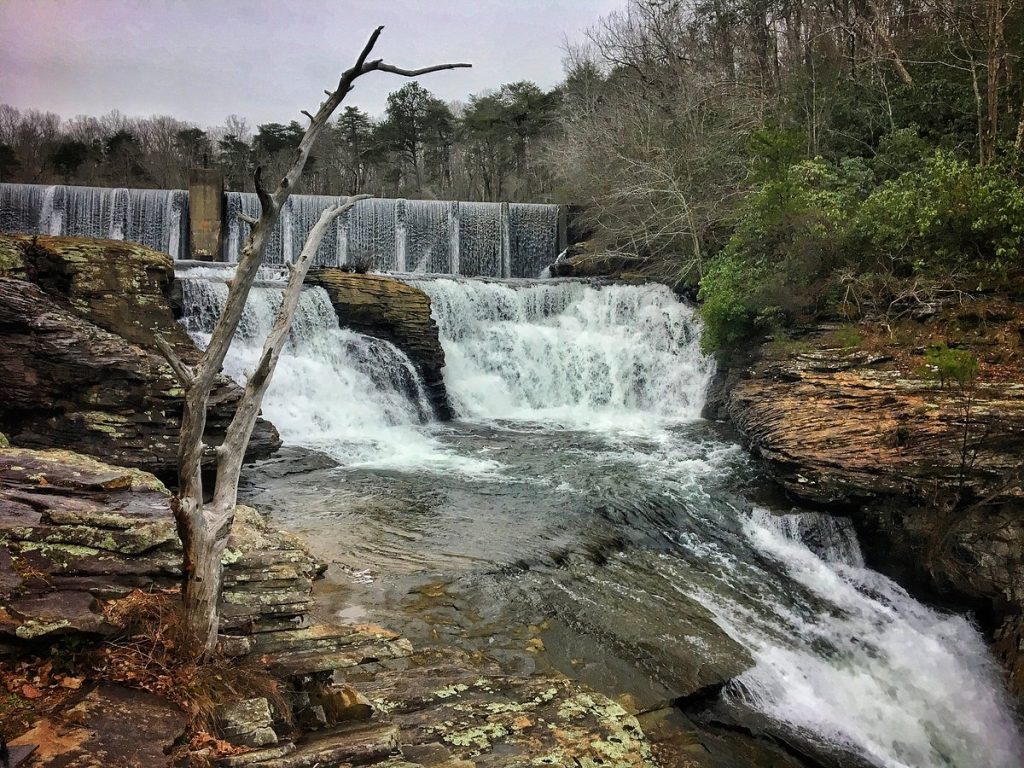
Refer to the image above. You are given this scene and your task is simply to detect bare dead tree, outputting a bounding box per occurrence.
[156,27,469,656]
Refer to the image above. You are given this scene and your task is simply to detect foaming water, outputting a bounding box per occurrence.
[179,277,491,472]
[410,278,713,427]
[669,507,1023,768]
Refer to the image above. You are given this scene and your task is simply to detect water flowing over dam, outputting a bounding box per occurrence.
[1,183,561,277]
[0,182,189,259]
[177,270,1023,768]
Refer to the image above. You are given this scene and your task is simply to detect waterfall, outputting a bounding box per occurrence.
[178,275,443,467]
[221,191,558,276]
[0,182,189,258]
[410,278,713,426]
[666,506,1024,768]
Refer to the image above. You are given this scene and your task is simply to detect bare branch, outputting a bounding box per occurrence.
[253,166,273,217]
[154,334,195,388]
[365,61,473,77]
[212,194,370,511]
[237,213,258,226]
[301,110,314,121]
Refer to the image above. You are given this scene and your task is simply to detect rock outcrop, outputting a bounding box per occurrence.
[0,235,280,476]
[308,268,452,419]
[707,306,1024,695]
[0,448,321,645]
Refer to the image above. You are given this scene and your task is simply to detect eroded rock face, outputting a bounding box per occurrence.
[0,235,280,475]
[0,448,323,644]
[709,315,1024,695]
[308,269,452,420]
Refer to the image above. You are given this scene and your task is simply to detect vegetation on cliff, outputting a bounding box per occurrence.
[548,1,1024,349]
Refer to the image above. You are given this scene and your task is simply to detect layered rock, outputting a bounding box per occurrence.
[308,268,452,419]
[0,449,675,767]
[0,448,321,644]
[0,235,280,475]
[707,308,1024,694]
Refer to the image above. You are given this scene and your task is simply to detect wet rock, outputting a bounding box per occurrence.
[307,269,451,420]
[8,682,187,767]
[0,234,280,476]
[215,698,279,748]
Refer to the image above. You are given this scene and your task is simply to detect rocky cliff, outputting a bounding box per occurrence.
[308,268,452,419]
[706,300,1024,695]
[0,235,280,476]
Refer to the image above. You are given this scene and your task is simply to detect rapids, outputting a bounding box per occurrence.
[180,271,1023,768]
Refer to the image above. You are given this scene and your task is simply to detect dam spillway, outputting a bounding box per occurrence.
[0,182,561,278]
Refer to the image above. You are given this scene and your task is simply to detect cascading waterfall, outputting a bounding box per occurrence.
[177,274,451,468]
[169,268,1020,766]
[0,182,188,258]
[410,278,713,425]
[2,182,559,277]
[668,507,1024,768]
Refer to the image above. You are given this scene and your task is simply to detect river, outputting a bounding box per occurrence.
[181,273,1023,768]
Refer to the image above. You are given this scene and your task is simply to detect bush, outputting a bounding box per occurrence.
[919,343,979,389]
[698,158,866,348]
[855,152,1024,276]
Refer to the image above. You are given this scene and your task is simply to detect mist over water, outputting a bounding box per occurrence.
[180,272,1022,767]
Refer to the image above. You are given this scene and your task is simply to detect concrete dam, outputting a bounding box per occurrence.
[0,180,565,278]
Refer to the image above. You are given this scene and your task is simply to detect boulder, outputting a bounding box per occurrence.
[308,269,452,420]
[0,235,280,476]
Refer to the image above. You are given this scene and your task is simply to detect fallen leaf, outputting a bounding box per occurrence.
[59,676,84,690]
[22,683,43,699]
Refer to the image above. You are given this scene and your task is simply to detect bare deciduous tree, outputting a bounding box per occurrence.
[156,26,469,655]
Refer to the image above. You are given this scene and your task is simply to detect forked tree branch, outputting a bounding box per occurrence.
[154,334,195,388]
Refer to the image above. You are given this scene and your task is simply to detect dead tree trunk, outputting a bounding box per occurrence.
[157,27,469,656]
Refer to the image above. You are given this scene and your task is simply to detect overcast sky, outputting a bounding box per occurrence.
[0,0,621,130]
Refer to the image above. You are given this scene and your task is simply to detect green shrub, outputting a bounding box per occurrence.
[919,343,979,388]
[855,152,1024,276]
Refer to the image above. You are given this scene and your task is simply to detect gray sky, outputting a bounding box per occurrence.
[0,0,621,129]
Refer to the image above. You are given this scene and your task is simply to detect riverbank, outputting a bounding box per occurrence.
[0,446,664,767]
[703,296,1024,699]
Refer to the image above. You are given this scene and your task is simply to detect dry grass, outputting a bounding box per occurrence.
[95,589,292,735]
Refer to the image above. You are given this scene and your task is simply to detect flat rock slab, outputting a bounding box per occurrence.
[352,650,655,767]
[8,682,187,767]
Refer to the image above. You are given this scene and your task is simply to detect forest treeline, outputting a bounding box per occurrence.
[3,0,1024,349]
[0,79,561,203]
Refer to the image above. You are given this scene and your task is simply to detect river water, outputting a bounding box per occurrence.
[180,273,1023,768]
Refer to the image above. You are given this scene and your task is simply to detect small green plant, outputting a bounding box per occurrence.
[919,343,978,389]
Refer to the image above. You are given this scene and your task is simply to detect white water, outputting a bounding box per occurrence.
[411,278,713,428]
[665,506,1023,768]
[221,191,558,276]
[179,277,489,471]
[0,183,188,258]
[178,272,1022,766]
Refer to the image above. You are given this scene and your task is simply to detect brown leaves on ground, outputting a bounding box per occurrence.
[95,588,292,736]
[1,655,79,736]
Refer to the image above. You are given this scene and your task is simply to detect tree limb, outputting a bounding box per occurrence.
[154,334,195,388]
